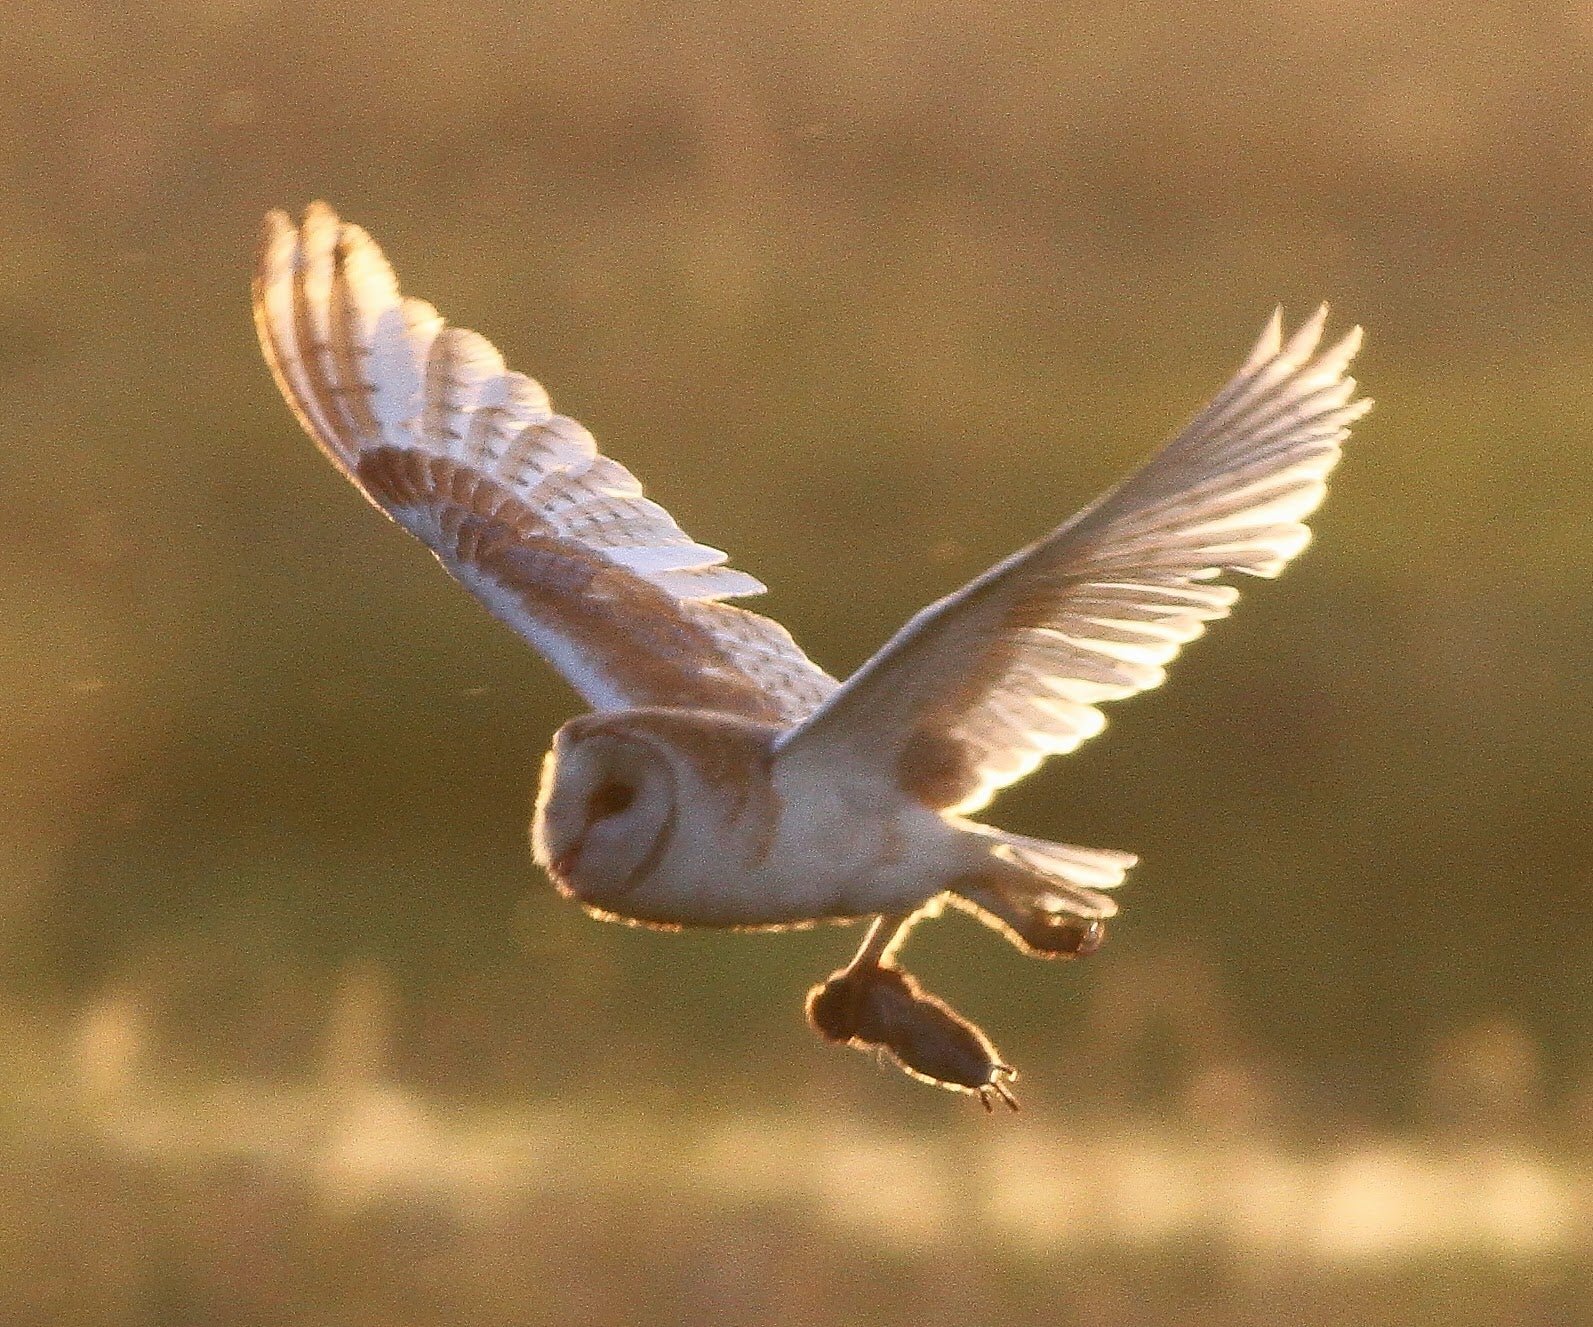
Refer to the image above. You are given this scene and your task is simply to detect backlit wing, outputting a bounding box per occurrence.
[779,309,1370,813]
[254,203,836,723]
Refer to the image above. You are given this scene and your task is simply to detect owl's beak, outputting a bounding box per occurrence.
[551,833,585,883]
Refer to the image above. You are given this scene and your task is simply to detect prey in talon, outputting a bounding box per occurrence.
[807,917,1020,1109]
[254,202,1371,1104]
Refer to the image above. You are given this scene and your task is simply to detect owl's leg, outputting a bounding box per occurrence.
[853,911,914,968]
[948,882,1109,959]
[805,910,1018,1110]
[943,823,1124,959]
[946,847,1114,961]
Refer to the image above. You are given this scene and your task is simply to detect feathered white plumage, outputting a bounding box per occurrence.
[253,204,1371,1105]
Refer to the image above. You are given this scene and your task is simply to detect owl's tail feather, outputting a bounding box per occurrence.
[948,825,1135,958]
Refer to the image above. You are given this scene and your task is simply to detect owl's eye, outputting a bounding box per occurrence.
[588,779,637,821]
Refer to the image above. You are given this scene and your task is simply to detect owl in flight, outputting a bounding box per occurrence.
[254,203,1369,1108]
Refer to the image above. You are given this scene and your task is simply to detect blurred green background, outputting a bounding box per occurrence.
[0,1,1588,1323]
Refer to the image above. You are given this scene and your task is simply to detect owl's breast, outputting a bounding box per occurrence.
[544,707,952,930]
[626,753,949,928]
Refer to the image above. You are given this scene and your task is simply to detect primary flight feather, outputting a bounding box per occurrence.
[254,203,1370,1107]
[253,203,836,724]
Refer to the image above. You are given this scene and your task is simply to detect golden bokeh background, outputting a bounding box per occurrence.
[0,1,1588,1322]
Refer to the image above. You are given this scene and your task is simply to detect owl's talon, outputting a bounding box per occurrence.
[949,887,1111,960]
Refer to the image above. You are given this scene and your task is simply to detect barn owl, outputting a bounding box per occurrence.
[254,203,1370,1108]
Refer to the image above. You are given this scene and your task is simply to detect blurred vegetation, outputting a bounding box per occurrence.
[0,0,1589,1322]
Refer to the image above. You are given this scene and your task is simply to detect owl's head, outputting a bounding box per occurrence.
[531,717,679,915]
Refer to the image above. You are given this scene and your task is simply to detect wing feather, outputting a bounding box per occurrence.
[779,308,1371,813]
[254,203,835,723]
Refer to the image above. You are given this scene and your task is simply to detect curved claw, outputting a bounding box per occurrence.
[977,1076,1020,1113]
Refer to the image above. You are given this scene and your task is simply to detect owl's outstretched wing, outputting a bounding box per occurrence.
[254,203,836,723]
[778,309,1370,813]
